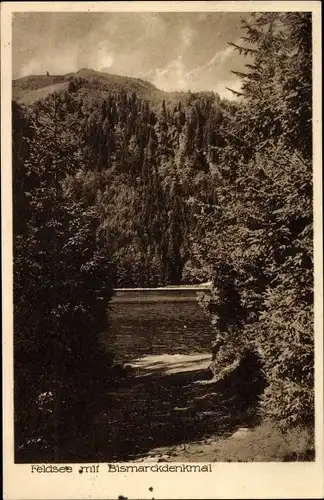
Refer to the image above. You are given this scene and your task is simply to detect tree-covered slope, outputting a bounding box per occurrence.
[13,68,189,110]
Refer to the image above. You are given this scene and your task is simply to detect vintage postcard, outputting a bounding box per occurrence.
[2,1,323,499]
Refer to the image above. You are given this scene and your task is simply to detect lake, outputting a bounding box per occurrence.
[107,298,216,363]
[78,298,257,463]
[18,295,262,463]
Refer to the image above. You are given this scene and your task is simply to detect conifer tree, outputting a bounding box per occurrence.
[198,12,314,428]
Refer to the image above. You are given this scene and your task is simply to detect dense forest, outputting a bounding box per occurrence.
[13,12,313,460]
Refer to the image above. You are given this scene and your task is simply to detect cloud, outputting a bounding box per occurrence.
[144,53,242,101]
[207,45,235,67]
[149,42,242,98]
[185,44,236,80]
[151,56,189,91]
[13,12,248,99]
[147,23,198,91]
[18,42,80,77]
[213,79,242,100]
[181,25,196,49]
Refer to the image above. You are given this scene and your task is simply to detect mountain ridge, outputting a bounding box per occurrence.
[12,68,217,109]
[12,68,193,108]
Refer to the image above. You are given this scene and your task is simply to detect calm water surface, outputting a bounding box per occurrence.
[18,298,261,463]
[85,299,260,463]
[107,300,216,362]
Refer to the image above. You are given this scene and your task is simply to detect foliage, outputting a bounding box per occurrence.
[13,97,114,459]
[195,13,313,428]
[61,87,226,286]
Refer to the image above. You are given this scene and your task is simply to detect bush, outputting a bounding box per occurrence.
[211,420,314,462]
[13,98,115,460]
[195,13,313,431]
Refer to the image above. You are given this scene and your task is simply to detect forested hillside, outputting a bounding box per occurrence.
[13,68,189,110]
[14,74,232,287]
[13,12,314,460]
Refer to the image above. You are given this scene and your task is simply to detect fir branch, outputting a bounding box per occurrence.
[231,70,249,79]
[228,41,258,55]
[244,63,262,72]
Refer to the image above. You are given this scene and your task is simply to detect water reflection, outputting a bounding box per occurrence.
[85,300,261,462]
[106,301,215,362]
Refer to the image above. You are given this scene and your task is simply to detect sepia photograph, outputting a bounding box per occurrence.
[2,1,323,499]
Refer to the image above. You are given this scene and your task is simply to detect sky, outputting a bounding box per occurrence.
[12,12,251,99]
